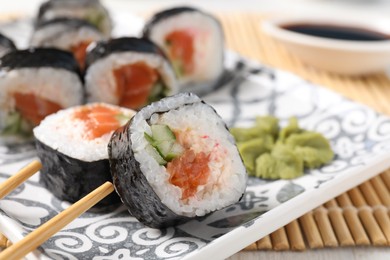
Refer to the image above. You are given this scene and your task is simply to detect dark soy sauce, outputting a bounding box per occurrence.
[282,23,390,41]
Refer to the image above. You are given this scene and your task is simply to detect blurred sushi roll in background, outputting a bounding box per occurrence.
[85,37,178,110]
[0,48,83,143]
[30,18,106,70]
[143,7,224,95]
[34,103,135,205]
[109,93,247,228]
[37,0,112,37]
[0,33,16,57]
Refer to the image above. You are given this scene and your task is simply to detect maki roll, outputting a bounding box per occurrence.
[109,93,247,228]
[85,37,178,110]
[143,7,224,94]
[34,103,135,205]
[0,33,16,57]
[37,0,112,37]
[0,48,83,143]
[31,18,106,70]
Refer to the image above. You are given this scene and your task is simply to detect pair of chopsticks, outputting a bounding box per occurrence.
[0,161,114,259]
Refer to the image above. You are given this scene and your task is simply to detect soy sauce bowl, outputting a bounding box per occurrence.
[262,14,390,75]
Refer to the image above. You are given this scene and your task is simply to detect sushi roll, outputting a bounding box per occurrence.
[34,103,135,205]
[85,37,178,110]
[143,7,224,95]
[0,48,83,143]
[0,33,16,57]
[31,18,106,70]
[109,93,247,228]
[37,0,112,37]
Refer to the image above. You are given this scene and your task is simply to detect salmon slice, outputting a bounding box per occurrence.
[165,30,195,75]
[167,150,210,200]
[13,92,62,126]
[70,41,91,71]
[73,104,123,140]
[113,62,159,109]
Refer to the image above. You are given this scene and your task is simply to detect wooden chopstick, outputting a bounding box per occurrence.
[0,160,42,199]
[0,181,114,260]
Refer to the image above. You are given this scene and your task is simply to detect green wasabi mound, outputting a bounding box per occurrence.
[256,144,303,179]
[237,136,273,174]
[287,131,334,169]
[231,116,334,180]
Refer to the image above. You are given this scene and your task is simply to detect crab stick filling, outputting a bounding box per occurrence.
[166,130,211,200]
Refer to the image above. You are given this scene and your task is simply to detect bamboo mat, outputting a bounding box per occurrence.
[215,12,390,251]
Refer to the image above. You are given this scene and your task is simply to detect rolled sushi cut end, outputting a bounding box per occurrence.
[109,93,247,228]
[144,7,224,94]
[37,0,112,37]
[85,37,178,110]
[31,18,106,70]
[0,33,16,57]
[0,48,83,143]
[34,103,136,205]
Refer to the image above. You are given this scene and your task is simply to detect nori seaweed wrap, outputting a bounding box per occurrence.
[0,33,16,57]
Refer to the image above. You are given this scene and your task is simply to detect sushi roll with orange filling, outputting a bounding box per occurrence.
[0,48,83,143]
[85,37,178,110]
[34,103,135,205]
[143,7,224,95]
[31,18,106,70]
[109,93,247,228]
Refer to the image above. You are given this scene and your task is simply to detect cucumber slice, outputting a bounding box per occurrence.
[144,132,155,145]
[144,124,184,163]
[151,124,176,142]
[145,144,167,165]
[165,143,185,161]
[1,111,32,137]
[155,140,174,158]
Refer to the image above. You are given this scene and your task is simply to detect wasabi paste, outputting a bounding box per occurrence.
[231,116,334,179]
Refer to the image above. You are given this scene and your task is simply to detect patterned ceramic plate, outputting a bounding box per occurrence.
[1,13,390,260]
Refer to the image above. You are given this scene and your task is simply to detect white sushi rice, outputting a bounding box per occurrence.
[131,94,247,217]
[146,11,224,85]
[85,51,178,104]
[30,23,105,51]
[34,103,135,162]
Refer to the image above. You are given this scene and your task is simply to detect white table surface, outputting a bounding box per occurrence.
[1,1,390,259]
